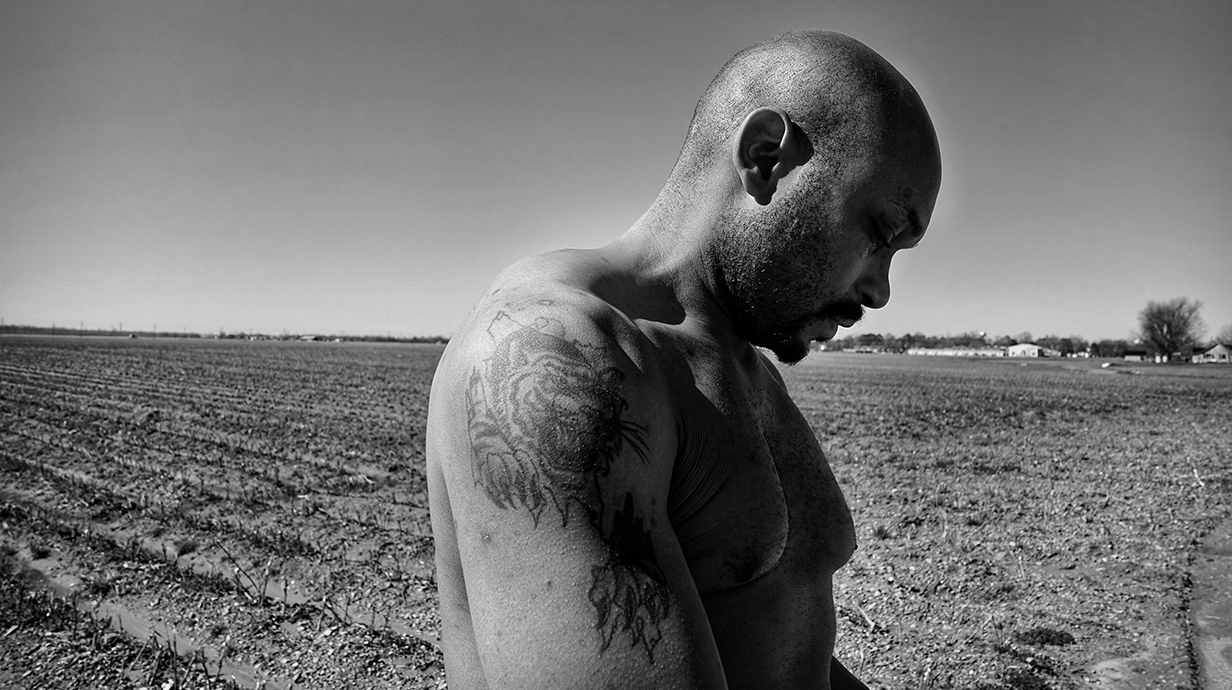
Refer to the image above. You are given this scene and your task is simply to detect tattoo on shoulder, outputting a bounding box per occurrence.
[466,312,648,524]
[466,311,670,661]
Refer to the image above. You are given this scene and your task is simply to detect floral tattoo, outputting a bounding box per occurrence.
[466,312,669,660]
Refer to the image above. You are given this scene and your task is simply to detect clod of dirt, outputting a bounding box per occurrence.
[1014,627,1076,646]
[134,408,160,426]
[1002,667,1051,690]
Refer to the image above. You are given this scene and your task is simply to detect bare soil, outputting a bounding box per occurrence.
[792,354,1232,689]
[1,336,444,689]
[1,337,1229,689]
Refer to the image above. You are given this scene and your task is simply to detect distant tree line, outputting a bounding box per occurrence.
[0,324,202,339]
[823,331,1161,357]
[825,296,1231,359]
[822,331,1131,355]
[0,324,448,344]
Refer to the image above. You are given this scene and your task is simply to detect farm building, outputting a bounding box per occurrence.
[1124,348,1149,362]
[1008,343,1044,357]
[906,347,1006,357]
[1195,343,1231,364]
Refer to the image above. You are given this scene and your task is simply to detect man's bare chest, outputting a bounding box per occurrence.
[663,363,856,594]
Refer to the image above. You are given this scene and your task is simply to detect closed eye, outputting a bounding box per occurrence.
[872,221,895,250]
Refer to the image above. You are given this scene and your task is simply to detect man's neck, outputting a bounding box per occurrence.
[601,172,754,358]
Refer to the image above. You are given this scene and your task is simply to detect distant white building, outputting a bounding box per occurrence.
[906,347,1005,357]
[1008,343,1043,357]
[1195,343,1231,364]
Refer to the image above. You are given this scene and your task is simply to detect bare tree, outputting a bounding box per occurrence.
[1137,297,1206,357]
[1216,323,1232,347]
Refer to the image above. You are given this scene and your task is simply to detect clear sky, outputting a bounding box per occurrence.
[2,0,1229,341]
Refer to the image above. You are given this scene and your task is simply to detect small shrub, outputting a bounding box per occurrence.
[82,574,116,599]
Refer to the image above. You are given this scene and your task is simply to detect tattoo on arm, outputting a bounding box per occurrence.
[590,493,671,658]
[466,312,670,661]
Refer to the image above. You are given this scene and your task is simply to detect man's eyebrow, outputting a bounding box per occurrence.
[885,204,925,250]
[904,207,923,238]
[885,199,924,239]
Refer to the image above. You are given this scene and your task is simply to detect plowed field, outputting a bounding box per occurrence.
[2,336,1230,689]
[1,336,444,689]
[796,355,1232,689]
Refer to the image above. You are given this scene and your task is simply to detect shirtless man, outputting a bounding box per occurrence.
[426,30,941,689]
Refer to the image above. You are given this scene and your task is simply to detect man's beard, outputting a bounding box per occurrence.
[713,188,863,365]
[760,297,865,365]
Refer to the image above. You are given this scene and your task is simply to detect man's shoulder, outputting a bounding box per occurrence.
[430,253,666,437]
[446,251,645,372]
[427,251,670,484]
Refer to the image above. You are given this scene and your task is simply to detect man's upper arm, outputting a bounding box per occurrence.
[434,307,725,688]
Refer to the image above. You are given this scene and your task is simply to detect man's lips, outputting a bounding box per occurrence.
[819,300,865,328]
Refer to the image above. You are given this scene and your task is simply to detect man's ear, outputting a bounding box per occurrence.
[732,107,810,205]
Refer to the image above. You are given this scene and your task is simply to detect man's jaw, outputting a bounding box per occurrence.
[772,313,861,365]
[752,300,868,364]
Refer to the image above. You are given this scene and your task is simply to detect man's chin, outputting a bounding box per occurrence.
[743,314,836,365]
[768,337,813,366]
[759,320,836,365]
[773,348,810,365]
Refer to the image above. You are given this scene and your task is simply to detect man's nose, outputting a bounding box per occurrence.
[856,255,891,310]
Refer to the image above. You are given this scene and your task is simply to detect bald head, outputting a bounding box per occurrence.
[670,31,939,197]
[640,32,942,363]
